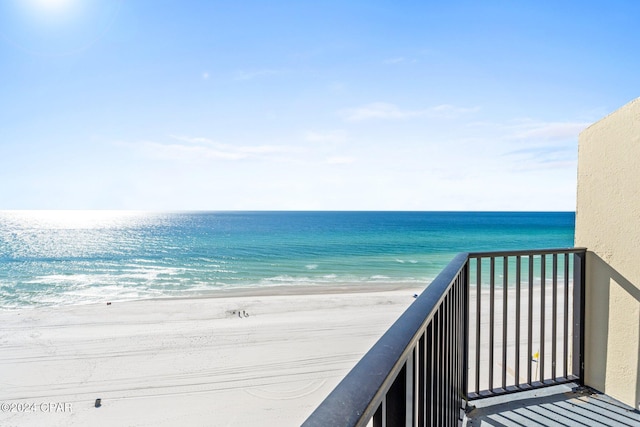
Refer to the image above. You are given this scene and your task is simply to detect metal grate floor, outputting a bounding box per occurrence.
[464,384,640,427]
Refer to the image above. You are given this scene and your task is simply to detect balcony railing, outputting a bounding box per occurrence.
[302,248,586,427]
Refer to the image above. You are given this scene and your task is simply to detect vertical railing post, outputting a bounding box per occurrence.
[462,258,470,423]
[563,253,570,379]
[501,256,508,390]
[572,251,586,384]
[434,309,442,425]
[515,255,521,387]
[474,258,481,395]
[426,323,433,425]
[405,351,414,427]
[445,292,451,426]
[417,334,425,427]
[552,254,558,381]
[540,254,546,384]
[444,299,450,424]
[373,400,384,427]
[385,365,406,427]
[527,255,534,386]
[489,257,495,391]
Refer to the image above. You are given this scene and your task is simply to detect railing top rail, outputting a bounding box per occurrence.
[301,252,469,427]
[468,247,586,258]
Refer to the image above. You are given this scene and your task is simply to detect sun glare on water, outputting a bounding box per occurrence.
[2,211,153,230]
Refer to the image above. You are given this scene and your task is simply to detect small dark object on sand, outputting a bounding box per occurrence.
[95,398,102,408]
[413,294,418,298]
[107,302,112,306]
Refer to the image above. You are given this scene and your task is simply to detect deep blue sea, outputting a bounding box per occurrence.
[0,211,575,309]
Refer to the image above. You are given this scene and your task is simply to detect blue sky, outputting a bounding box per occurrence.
[1,0,638,210]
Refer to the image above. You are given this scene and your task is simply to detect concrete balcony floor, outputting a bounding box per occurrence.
[465,383,640,427]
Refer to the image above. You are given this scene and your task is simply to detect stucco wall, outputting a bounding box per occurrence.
[575,97,640,409]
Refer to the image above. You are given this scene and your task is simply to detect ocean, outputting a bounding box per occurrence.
[0,211,575,309]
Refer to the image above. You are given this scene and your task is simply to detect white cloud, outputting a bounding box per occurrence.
[383,55,422,65]
[129,135,304,163]
[327,82,347,92]
[107,112,583,210]
[508,121,590,140]
[137,141,246,161]
[384,57,406,64]
[468,119,589,140]
[304,130,348,143]
[233,69,284,81]
[504,145,577,172]
[494,120,588,172]
[326,156,355,164]
[430,104,480,117]
[340,102,479,122]
[341,103,416,121]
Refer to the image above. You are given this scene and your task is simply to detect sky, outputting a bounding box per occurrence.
[0,0,638,211]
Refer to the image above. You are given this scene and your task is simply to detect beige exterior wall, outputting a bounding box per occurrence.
[575,97,640,409]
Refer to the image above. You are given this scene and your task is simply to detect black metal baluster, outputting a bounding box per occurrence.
[527,255,534,386]
[489,257,495,392]
[540,254,546,384]
[515,255,521,388]
[563,253,569,379]
[502,256,508,390]
[475,258,481,395]
[552,254,558,381]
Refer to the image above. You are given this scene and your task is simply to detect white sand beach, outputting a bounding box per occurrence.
[0,286,424,427]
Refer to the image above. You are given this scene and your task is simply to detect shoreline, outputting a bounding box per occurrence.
[0,281,428,311]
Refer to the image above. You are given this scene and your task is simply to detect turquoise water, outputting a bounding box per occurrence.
[0,211,575,308]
